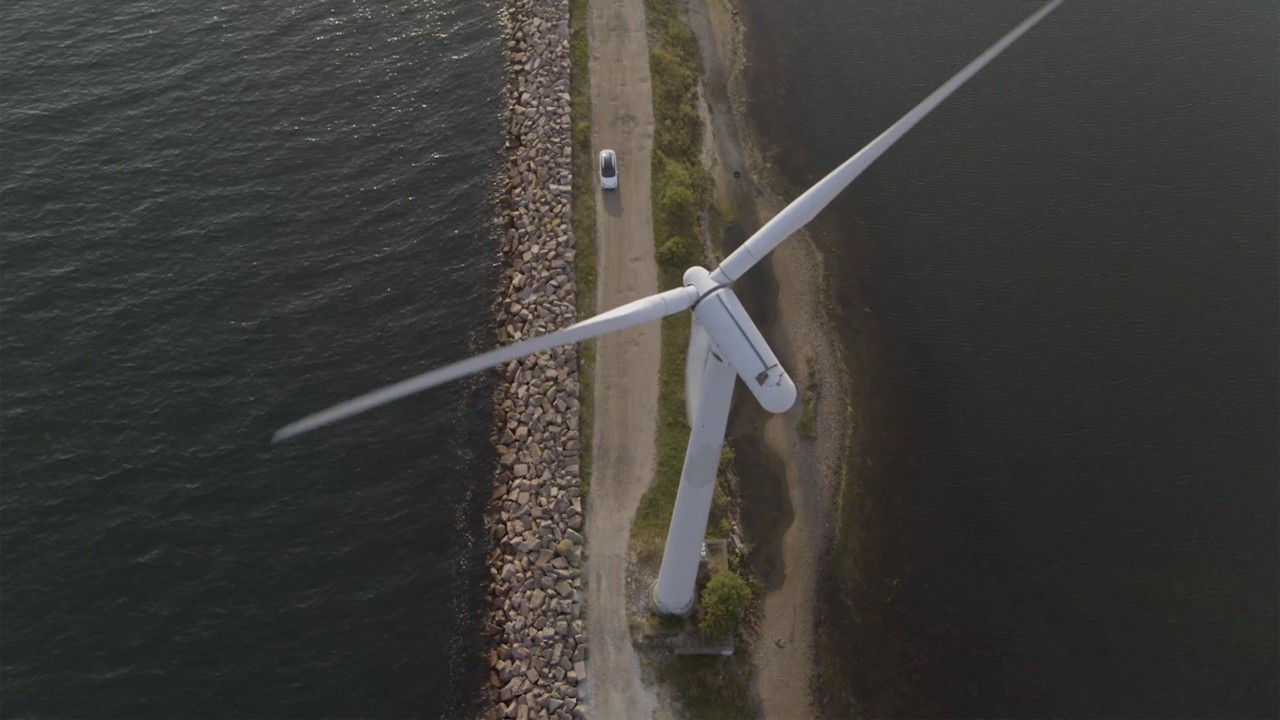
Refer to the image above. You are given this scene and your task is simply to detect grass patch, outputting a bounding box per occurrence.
[569,0,596,494]
[629,0,714,567]
[797,356,818,440]
[647,612,686,631]
[708,445,735,538]
[655,653,758,720]
[798,392,816,440]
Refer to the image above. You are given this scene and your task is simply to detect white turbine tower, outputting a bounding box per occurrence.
[275,0,1065,615]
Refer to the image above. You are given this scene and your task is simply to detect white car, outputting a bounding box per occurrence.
[598,149,618,190]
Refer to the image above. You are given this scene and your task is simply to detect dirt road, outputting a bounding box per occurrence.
[581,0,666,718]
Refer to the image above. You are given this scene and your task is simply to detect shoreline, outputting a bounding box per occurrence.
[726,4,919,715]
[686,0,850,714]
[483,0,589,718]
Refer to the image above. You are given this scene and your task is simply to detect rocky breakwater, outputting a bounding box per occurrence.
[484,0,586,719]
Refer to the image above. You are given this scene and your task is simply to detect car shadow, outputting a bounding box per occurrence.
[601,188,623,217]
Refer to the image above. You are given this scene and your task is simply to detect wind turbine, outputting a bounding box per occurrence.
[274,0,1065,615]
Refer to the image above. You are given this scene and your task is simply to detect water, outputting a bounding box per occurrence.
[1,0,505,716]
[740,1,1278,716]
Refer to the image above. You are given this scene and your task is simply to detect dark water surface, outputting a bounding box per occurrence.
[2,0,504,716]
[741,1,1278,717]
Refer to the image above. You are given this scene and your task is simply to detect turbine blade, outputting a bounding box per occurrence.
[712,0,1065,283]
[274,286,695,442]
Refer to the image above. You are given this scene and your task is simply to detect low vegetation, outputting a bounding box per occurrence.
[569,0,595,492]
[628,1,762,717]
[698,569,752,640]
[656,652,757,720]
[656,235,690,269]
[797,356,818,440]
[631,0,714,567]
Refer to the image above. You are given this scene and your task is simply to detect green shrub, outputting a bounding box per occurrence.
[699,570,752,640]
[651,49,694,106]
[664,20,699,63]
[718,443,736,475]
[657,236,690,268]
[661,184,697,223]
[660,107,701,159]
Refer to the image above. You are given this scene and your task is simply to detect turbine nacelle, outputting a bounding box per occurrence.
[683,266,796,415]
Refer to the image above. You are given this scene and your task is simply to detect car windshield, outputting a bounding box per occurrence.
[601,156,616,177]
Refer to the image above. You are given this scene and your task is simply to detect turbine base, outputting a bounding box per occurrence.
[650,580,696,617]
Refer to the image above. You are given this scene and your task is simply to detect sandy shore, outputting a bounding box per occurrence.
[686,0,849,716]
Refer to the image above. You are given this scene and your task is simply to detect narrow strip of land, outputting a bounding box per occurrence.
[581,0,667,717]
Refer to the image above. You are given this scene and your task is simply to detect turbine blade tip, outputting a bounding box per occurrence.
[272,425,301,444]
